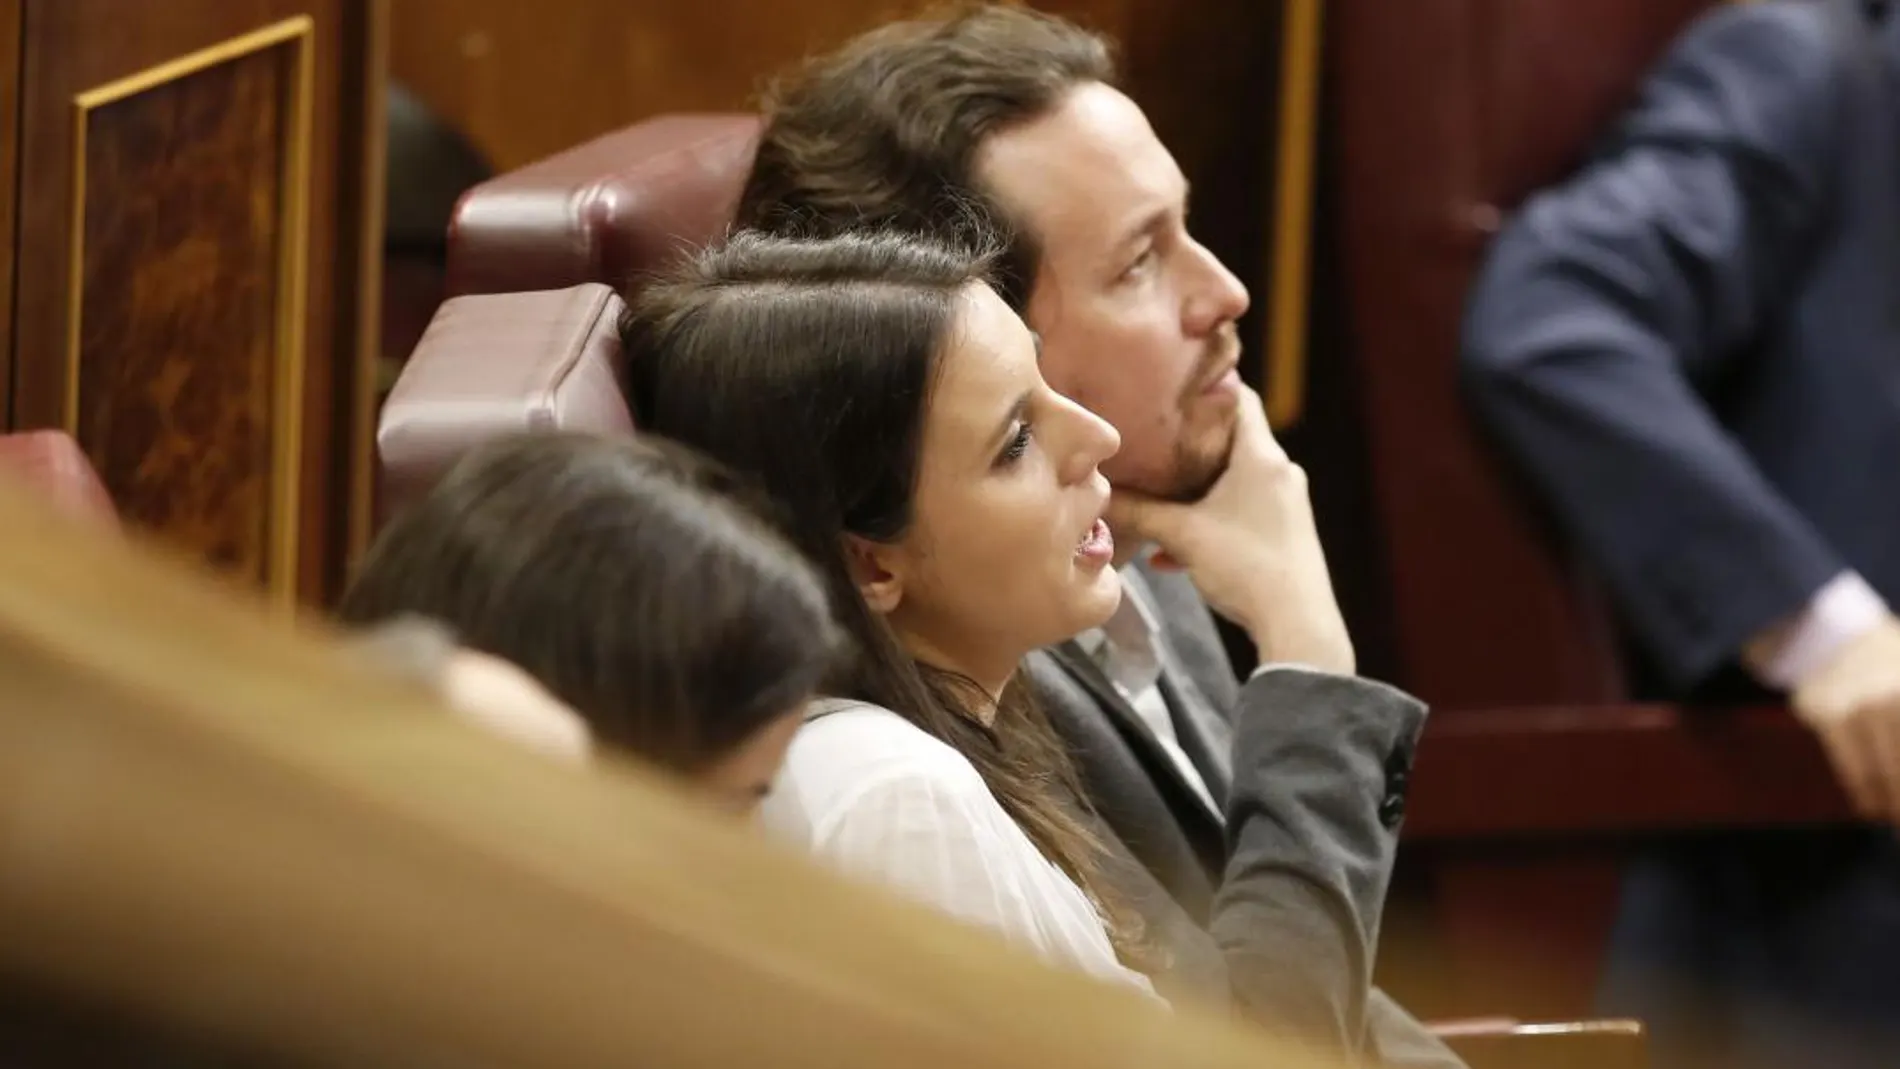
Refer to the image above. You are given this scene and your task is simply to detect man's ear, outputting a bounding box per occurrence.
[842,534,905,616]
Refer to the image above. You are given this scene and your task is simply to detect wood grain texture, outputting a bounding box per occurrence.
[75,44,289,581]
[12,0,377,605]
[0,0,21,424]
[390,0,1134,173]
[332,0,389,586]
[1407,704,1847,840]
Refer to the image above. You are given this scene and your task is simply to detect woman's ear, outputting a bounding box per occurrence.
[842,534,905,616]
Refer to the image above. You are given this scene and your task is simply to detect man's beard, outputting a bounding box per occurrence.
[1164,328,1243,503]
[1166,418,1236,502]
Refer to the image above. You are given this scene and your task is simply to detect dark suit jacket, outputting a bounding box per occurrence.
[1462,3,1900,1066]
[1027,565,1460,1068]
[1462,0,1900,690]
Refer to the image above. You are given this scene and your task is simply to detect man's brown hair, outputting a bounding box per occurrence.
[735,3,1115,310]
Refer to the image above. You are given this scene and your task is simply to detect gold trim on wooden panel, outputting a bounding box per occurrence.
[1262,0,1322,429]
[349,0,392,570]
[0,0,25,425]
[276,18,316,614]
[65,16,316,612]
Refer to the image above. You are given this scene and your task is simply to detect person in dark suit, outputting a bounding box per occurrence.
[1463,2,1900,1066]
[732,6,1457,1066]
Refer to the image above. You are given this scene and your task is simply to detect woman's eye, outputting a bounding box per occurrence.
[997,422,1034,466]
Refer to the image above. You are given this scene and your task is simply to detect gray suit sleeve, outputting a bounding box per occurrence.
[1460,3,1859,687]
[1209,668,1456,1066]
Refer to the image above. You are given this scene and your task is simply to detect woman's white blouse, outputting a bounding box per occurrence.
[760,699,1156,996]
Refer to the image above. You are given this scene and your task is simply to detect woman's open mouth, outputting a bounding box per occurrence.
[1075,517,1115,566]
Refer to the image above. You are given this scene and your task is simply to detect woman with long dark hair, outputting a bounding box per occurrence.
[623,228,1153,986]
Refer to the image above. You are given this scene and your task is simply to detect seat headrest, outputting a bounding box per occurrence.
[446,114,762,298]
[378,284,632,514]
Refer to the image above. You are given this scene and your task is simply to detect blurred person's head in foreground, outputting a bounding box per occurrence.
[341,432,845,814]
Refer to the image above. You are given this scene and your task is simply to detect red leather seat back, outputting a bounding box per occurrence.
[378,285,632,515]
[445,115,761,299]
[388,114,758,522]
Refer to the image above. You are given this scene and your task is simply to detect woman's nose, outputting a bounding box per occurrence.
[1055,395,1120,483]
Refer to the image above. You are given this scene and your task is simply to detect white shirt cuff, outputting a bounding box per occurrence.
[1248,662,1322,680]
[1750,571,1889,690]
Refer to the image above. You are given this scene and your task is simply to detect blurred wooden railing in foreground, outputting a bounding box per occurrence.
[0,474,1331,1068]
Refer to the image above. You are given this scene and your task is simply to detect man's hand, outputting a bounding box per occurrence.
[1105,385,1354,675]
[1789,615,1900,823]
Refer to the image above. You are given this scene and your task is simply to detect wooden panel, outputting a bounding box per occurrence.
[1393,700,1849,1017]
[1437,1018,1647,1069]
[1423,853,1628,1022]
[0,0,22,424]
[70,24,310,591]
[334,0,389,581]
[1409,704,1848,839]
[13,0,380,607]
[389,0,1132,174]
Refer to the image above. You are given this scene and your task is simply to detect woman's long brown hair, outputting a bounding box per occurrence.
[623,227,1147,965]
